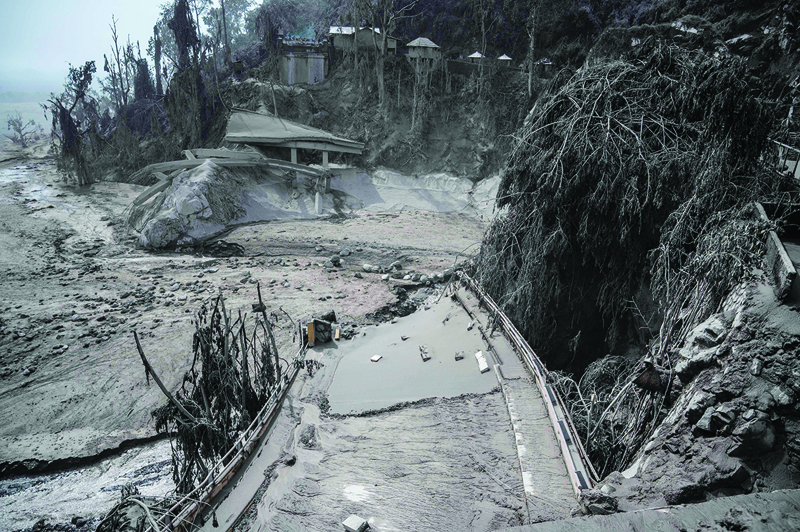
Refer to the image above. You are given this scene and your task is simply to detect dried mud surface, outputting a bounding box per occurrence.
[0,144,488,475]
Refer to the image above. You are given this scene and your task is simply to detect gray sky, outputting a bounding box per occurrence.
[0,0,165,93]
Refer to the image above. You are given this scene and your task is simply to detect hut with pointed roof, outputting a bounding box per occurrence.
[407,37,441,60]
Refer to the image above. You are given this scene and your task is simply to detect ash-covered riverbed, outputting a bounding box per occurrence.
[0,440,174,531]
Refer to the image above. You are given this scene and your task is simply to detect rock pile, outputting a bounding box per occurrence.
[581,281,800,513]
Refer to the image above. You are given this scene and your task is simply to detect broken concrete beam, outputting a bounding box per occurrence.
[475,351,490,373]
[419,345,431,362]
[343,514,369,532]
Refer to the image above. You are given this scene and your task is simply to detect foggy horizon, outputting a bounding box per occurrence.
[0,0,164,96]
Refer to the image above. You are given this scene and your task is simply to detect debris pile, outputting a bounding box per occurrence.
[135,284,288,494]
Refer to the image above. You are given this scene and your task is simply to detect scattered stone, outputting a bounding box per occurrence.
[170,283,180,291]
[419,345,431,362]
[363,263,374,272]
[401,335,409,341]
[340,248,351,257]
[354,272,363,279]
[455,351,465,361]
[343,514,369,532]
[579,489,619,515]
[324,261,334,269]
[315,245,323,252]
[390,260,403,271]
[330,255,342,266]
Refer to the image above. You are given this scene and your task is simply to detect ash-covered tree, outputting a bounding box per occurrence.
[4,112,42,148]
[45,61,100,186]
[476,39,787,374]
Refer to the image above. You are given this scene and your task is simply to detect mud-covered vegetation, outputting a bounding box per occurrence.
[476,3,800,476]
[140,287,288,494]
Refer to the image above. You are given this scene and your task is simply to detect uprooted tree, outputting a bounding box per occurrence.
[476,38,794,474]
[135,285,289,494]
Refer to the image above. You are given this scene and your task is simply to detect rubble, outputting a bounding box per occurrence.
[584,280,800,512]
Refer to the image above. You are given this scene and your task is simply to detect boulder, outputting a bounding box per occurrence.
[315,309,337,323]
[730,410,776,456]
[675,346,718,382]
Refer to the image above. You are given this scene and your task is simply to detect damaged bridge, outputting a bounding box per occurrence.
[151,273,597,532]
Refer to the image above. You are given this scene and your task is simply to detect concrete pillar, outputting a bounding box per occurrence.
[291,148,298,164]
[322,150,329,168]
[315,191,323,214]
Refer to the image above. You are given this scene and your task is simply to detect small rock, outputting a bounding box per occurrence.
[401,335,409,341]
[354,272,363,279]
[170,283,180,291]
[315,246,323,252]
[323,261,334,269]
[390,260,403,270]
[330,255,342,266]
[340,249,351,257]
[750,358,763,376]
[362,264,374,273]
[382,274,390,281]
[22,367,31,377]
[769,386,794,407]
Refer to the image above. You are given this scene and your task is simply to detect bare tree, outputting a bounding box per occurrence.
[368,0,421,120]
[153,25,163,97]
[526,0,541,98]
[103,16,133,115]
[5,112,41,148]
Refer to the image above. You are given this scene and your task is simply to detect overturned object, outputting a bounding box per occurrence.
[343,514,369,532]
[475,351,490,373]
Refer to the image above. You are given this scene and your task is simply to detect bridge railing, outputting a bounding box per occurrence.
[148,349,305,532]
[769,139,800,179]
[456,271,600,497]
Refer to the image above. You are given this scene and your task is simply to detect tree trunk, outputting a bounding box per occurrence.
[221,0,231,64]
[479,0,486,100]
[527,2,540,99]
[154,26,163,97]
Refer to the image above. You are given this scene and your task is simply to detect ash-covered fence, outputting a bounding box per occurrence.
[457,271,600,497]
[152,349,305,532]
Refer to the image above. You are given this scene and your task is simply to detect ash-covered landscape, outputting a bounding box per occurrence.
[2,1,800,531]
